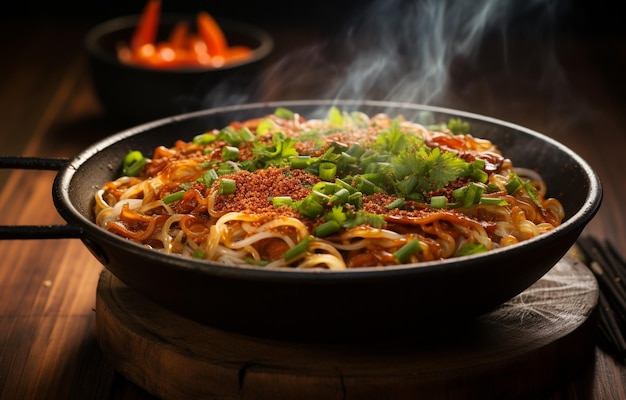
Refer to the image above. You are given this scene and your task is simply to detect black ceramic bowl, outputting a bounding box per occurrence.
[47,100,602,340]
[84,14,273,126]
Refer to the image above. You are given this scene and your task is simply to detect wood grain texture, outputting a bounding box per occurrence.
[95,255,597,400]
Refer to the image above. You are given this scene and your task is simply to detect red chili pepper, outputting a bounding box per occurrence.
[130,0,161,52]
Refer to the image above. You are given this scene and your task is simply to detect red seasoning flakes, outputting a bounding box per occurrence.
[211,167,319,216]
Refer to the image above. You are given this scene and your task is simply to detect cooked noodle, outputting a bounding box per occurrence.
[94,108,565,270]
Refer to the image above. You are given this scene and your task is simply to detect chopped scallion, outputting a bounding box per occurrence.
[163,190,185,204]
[272,196,293,207]
[290,156,311,169]
[284,235,313,261]
[506,175,523,194]
[479,197,508,206]
[319,162,337,181]
[312,181,337,195]
[328,107,343,126]
[192,249,205,259]
[335,178,357,194]
[192,133,217,145]
[329,188,350,204]
[218,178,236,195]
[347,192,363,208]
[346,143,365,159]
[274,107,294,119]
[430,195,447,209]
[355,176,378,195]
[455,242,488,256]
[386,198,406,210]
[394,239,421,263]
[222,146,240,161]
[198,169,219,186]
[314,220,340,237]
[245,257,270,266]
[122,150,147,177]
[256,118,276,135]
[297,197,324,218]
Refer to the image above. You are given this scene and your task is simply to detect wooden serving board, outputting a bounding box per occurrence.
[95,253,598,400]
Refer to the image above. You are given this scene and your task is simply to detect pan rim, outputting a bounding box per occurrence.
[53,99,603,280]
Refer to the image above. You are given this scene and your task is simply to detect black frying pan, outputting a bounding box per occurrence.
[0,100,602,340]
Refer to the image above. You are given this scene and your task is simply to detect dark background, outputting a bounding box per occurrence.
[7,0,626,35]
[4,0,626,141]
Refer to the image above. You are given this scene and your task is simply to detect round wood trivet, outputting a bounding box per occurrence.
[95,253,598,400]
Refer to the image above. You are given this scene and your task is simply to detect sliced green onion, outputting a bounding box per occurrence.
[319,162,337,181]
[217,127,246,146]
[342,211,385,229]
[406,192,425,202]
[163,190,185,204]
[337,152,357,166]
[274,107,294,119]
[256,118,276,135]
[430,195,448,209]
[239,127,255,142]
[335,178,357,194]
[222,146,240,161]
[479,197,508,206]
[329,188,350,204]
[524,181,542,207]
[192,133,217,145]
[452,186,467,200]
[217,162,238,175]
[346,143,365,159]
[506,175,523,194]
[347,192,363,208]
[454,182,485,208]
[506,174,541,206]
[355,176,378,195]
[312,181,337,195]
[466,159,488,183]
[394,239,421,263]
[465,183,484,207]
[192,249,205,259]
[245,257,270,266]
[290,156,311,169]
[218,178,236,195]
[272,196,293,207]
[359,149,379,169]
[122,150,147,177]
[198,169,219,186]
[284,235,313,261]
[297,197,325,218]
[314,220,340,237]
[360,173,384,186]
[386,198,406,210]
[239,160,258,171]
[310,190,331,203]
[327,107,343,126]
[455,242,488,256]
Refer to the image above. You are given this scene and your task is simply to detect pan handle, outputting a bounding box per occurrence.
[0,156,69,170]
[0,156,83,239]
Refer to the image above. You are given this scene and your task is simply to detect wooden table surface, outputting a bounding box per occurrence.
[1,3,626,399]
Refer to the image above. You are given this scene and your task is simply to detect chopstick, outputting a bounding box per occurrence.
[574,236,626,362]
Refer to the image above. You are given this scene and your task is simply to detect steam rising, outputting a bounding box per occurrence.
[202,0,567,108]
